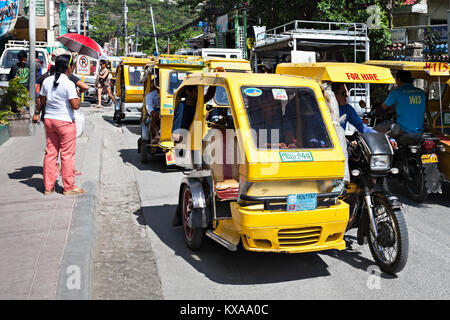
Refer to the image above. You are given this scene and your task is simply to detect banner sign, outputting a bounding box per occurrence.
[0,0,19,38]
[216,14,228,33]
[429,25,448,42]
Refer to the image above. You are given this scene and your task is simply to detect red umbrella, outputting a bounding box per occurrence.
[56,33,106,60]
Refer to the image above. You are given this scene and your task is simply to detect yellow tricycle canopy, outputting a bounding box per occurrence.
[156,54,205,68]
[205,57,251,72]
[120,56,155,66]
[276,62,395,84]
[365,60,450,82]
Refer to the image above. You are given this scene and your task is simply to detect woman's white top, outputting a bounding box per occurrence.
[40,73,78,122]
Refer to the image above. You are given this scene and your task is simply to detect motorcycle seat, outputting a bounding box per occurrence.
[397,133,421,145]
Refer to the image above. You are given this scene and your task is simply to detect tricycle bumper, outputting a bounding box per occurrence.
[229,200,349,253]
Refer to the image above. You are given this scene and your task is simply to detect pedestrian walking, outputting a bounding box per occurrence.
[34,54,86,195]
[95,59,115,108]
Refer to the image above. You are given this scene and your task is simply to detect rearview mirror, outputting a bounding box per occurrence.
[389,123,401,137]
[359,100,366,109]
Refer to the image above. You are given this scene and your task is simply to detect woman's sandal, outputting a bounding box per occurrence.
[63,186,87,195]
[44,187,55,195]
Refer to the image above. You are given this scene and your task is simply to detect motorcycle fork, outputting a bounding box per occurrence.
[361,177,379,240]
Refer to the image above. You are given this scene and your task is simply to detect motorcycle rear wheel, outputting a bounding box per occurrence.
[367,195,409,274]
[404,155,427,203]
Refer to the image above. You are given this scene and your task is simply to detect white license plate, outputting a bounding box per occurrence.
[286,193,317,212]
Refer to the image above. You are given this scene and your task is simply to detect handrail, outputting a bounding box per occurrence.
[256,19,368,47]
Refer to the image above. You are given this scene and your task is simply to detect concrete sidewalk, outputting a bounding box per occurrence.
[0,114,101,300]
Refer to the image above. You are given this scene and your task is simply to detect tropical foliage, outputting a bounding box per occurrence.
[89,0,393,59]
[89,0,204,55]
[0,78,31,114]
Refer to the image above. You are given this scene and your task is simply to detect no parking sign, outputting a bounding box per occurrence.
[77,55,90,75]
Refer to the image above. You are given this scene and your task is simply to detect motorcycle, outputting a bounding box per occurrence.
[362,104,442,202]
[392,133,442,203]
[343,125,409,274]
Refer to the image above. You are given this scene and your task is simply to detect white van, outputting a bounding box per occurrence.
[0,40,50,89]
[192,48,243,59]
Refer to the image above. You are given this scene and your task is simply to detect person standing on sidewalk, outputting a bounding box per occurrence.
[95,60,115,109]
[33,54,86,195]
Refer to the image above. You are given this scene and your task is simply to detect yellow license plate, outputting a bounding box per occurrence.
[421,153,438,164]
[165,150,176,165]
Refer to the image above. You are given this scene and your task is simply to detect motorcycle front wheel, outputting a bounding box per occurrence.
[367,195,409,274]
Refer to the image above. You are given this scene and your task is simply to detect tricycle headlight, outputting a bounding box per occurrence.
[0,74,8,81]
[370,155,390,171]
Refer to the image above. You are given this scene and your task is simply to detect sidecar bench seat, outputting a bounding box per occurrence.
[204,128,240,200]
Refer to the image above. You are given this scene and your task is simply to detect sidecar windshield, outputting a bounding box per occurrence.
[241,86,333,150]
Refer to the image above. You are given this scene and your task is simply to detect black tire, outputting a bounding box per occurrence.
[181,184,205,250]
[114,111,122,124]
[101,93,112,106]
[404,154,428,203]
[367,195,409,274]
[140,140,149,163]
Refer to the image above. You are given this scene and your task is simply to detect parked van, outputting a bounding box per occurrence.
[192,48,243,59]
[0,40,50,89]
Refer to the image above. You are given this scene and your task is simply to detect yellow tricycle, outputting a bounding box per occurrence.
[170,71,408,274]
[138,55,206,164]
[365,60,450,197]
[113,57,154,124]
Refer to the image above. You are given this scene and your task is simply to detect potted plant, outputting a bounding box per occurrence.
[0,77,32,137]
[0,109,14,146]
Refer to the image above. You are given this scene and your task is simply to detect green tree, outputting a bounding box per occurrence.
[315,0,392,60]
[88,0,205,55]
[178,0,392,60]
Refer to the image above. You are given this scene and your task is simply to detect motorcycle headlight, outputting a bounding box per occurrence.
[370,155,390,171]
[0,74,8,81]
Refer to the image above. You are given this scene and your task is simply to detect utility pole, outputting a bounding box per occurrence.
[448,0,450,60]
[150,4,158,54]
[29,0,36,116]
[135,25,139,52]
[116,24,120,56]
[123,0,128,56]
[83,1,86,36]
[78,0,81,34]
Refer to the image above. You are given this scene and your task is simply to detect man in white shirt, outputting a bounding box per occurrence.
[145,79,160,142]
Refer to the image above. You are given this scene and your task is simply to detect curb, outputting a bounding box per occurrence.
[56,116,103,300]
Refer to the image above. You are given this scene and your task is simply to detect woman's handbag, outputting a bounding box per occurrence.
[74,109,85,138]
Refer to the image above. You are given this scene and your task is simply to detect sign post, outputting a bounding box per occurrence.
[77,55,90,102]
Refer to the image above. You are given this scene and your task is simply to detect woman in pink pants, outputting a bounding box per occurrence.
[33,54,86,195]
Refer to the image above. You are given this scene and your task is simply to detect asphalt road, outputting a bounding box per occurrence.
[93,107,450,300]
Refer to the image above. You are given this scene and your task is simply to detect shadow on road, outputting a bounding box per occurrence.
[101,115,140,128]
[136,204,398,285]
[7,166,60,193]
[118,148,183,173]
[139,204,330,284]
[388,178,450,208]
[8,165,42,180]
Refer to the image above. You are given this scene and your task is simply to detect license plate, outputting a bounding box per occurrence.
[165,150,176,165]
[421,153,438,164]
[287,193,317,212]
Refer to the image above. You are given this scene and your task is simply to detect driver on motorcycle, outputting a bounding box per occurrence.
[377,70,426,141]
[332,83,397,148]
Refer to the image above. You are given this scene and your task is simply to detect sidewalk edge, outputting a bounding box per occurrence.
[55,125,103,300]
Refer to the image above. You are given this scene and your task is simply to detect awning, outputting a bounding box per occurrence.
[276,62,395,84]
